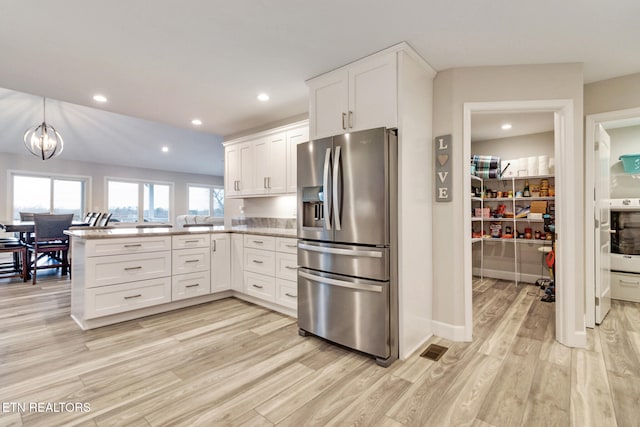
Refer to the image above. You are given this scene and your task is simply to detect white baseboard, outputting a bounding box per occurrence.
[400,333,433,360]
[472,267,550,284]
[432,320,468,342]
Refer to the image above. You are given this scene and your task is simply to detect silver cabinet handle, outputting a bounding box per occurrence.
[124,244,142,248]
[299,271,382,293]
[185,259,199,263]
[212,240,217,252]
[341,112,347,130]
[253,240,264,244]
[285,244,297,248]
[185,239,199,243]
[323,147,332,230]
[348,110,353,128]
[268,177,271,188]
[264,177,267,189]
[298,243,382,258]
[186,284,200,288]
[252,260,264,264]
[332,145,341,231]
[252,284,263,289]
[124,294,142,299]
[285,292,297,298]
[285,266,298,270]
[124,266,143,270]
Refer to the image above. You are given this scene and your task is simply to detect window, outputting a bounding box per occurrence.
[11,173,88,220]
[107,179,172,223]
[188,185,224,217]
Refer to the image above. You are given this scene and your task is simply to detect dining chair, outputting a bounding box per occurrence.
[19,212,35,221]
[0,240,28,282]
[26,213,73,284]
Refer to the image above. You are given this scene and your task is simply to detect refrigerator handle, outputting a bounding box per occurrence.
[299,271,383,293]
[323,147,332,230]
[333,145,342,230]
[298,242,383,258]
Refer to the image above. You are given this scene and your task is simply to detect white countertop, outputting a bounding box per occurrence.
[65,225,297,239]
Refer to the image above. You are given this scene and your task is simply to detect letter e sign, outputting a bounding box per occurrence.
[435,134,452,202]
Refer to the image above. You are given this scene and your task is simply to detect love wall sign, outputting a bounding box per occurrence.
[435,134,452,202]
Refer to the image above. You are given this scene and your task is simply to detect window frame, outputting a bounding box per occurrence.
[105,177,174,224]
[187,183,224,218]
[7,169,91,220]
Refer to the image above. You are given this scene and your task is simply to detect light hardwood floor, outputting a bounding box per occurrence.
[0,273,638,426]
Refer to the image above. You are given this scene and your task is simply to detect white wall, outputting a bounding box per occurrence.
[0,151,222,222]
[432,63,584,341]
[472,131,554,163]
[584,72,640,115]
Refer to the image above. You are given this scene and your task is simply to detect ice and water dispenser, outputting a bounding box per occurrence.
[301,186,326,228]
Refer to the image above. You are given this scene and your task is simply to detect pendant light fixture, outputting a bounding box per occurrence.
[23,97,64,160]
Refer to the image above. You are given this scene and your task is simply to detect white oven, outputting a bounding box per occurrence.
[610,198,640,302]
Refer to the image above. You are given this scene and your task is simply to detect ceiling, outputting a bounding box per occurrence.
[471,112,554,141]
[1,1,639,174]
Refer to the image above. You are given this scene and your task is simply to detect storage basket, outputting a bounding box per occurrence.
[620,154,640,173]
[475,208,490,218]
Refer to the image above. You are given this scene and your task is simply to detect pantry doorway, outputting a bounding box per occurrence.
[463,100,584,348]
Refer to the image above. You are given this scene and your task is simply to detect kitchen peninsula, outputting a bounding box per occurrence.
[66,224,297,330]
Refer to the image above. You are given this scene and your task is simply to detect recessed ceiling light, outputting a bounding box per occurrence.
[162,146,169,153]
[191,119,202,126]
[257,93,270,102]
[93,94,107,103]
[501,123,512,130]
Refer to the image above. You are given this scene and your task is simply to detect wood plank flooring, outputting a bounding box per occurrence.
[0,273,638,426]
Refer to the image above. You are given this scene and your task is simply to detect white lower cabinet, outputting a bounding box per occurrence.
[211,234,231,293]
[172,271,211,301]
[239,234,298,315]
[85,277,172,319]
[245,271,276,302]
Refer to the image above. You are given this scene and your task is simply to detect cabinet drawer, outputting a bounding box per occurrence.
[244,271,275,302]
[86,251,171,288]
[172,271,211,301]
[276,237,298,254]
[86,236,171,257]
[276,278,298,310]
[172,247,211,275]
[611,272,640,302]
[275,252,298,280]
[85,277,171,319]
[172,234,210,249]
[244,234,276,251]
[244,248,275,276]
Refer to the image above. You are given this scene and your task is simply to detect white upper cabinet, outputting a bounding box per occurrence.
[225,141,253,197]
[286,126,309,193]
[223,121,308,198]
[254,131,287,195]
[308,51,397,139]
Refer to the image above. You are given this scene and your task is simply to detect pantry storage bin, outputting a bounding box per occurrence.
[619,154,640,173]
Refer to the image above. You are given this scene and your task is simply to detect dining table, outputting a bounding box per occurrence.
[0,219,90,241]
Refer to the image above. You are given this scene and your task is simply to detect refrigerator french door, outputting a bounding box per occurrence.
[296,127,398,366]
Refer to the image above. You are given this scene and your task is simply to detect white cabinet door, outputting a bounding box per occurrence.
[211,234,231,293]
[225,145,241,197]
[253,132,287,195]
[266,132,287,194]
[231,233,244,292]
[309,70,349,139]
[348,52,397,132]
[172,271,211,301]
[286,126,309,193]
[239,141,254,195]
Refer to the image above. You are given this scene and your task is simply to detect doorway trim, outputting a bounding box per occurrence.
[463,99,583,347]
[585,106,640,328]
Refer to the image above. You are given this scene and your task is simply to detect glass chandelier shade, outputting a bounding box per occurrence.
[23,97,64,160]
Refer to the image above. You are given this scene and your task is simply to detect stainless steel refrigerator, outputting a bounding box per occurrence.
[297,127,398,366]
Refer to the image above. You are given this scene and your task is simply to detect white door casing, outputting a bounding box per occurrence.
[463,99,584,348]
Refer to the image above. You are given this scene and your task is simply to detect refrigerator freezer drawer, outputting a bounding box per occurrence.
[297,240,389,281]
[297,268,390,359]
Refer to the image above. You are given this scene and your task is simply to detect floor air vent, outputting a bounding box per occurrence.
[420,344,448,361]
